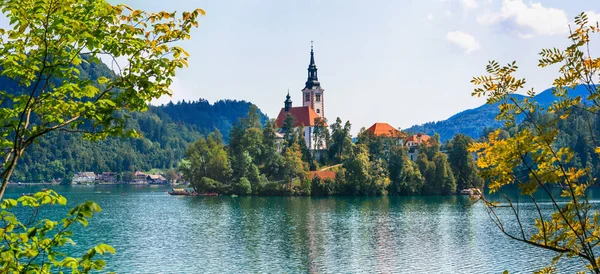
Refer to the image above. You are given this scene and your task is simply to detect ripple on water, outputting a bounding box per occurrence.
[4,186,592,273]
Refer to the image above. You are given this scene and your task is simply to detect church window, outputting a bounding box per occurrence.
[305,93,310,101]
[316,94,321,102]
[316,109,320,114]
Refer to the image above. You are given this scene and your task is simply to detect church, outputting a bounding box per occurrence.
[275,44,328,151]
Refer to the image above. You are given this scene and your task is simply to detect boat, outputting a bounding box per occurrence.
[231,194,238,198]
[169,188,190,196]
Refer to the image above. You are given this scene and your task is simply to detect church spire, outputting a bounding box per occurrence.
[305,41,320,89]
[284,89,292,111]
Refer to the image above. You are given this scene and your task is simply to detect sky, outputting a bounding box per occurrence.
[2,0,600,135]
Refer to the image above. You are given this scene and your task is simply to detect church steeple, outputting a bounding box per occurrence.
[305,41,320,89]
[284,90,292,111]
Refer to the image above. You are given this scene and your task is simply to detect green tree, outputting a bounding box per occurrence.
[470,13,600,272]
[0,0,204,198]
[282,143,308,191]
[180,134,231,192]
[329,118,352,162]
[388,145,424,195]
[446,134,483,191]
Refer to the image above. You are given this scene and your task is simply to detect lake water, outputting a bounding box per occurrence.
[4,185,593,273]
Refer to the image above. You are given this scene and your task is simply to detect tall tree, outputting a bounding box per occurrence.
[329,118,352,162]
[388,145,424,195]
[446,134,483,191]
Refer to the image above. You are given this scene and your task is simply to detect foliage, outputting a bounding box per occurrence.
[232,177,252,195]
[328,118,352,162]
[0,190,113,273]
[0,0,204,197]
[470,12,600,273]
[447,134,483,191]
[387,146,424,195]
[179,133,231,192]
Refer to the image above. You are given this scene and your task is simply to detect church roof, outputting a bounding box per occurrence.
[275,106,326,128]
[365,122,405,138]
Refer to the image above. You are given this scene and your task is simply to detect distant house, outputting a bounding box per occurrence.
[309,170,336,180]
[72,172,96,184]
[96,172,117,184]
[405,133,432,161]
[147,174,167,185]
[364,122,406,145]
[134,171,147,184]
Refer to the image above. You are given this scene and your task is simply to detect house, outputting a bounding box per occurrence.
[405,133,432,161]
[96,172,117,184]
[274,44,329,152]
[147,174,167,184]
[72,172,96,184]
[364,122,406,145]
[134,171,147,184]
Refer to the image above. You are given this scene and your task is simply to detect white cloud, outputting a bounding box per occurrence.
[461,0,478,10]
[425,13,434,21]
[445,10,454,17]
[446,31,481,53]
[477,0,568,38]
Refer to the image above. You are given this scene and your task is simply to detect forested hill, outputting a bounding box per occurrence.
[406,85,591,142]
[2,58,268,183]
[153,99,268,140]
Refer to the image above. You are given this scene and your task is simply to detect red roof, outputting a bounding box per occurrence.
[405,133,432,145]
[275,107,326,128]
[365,122,405,138]
[309,171,336,180]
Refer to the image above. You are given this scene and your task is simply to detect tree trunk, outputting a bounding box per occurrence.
[0,151,21,200]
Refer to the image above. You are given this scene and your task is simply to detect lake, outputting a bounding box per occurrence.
[4,185,592,273]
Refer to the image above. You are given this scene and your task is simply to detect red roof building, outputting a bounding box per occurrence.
[309,170,336,180]
[275,106,325,128]
[365,122,406,138]
[405,133,432,147]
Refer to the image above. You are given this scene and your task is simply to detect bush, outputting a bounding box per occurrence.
[232,177,252,195]
[194,177,224,193]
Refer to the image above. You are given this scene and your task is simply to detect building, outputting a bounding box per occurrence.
[275,44,328,151]
[147,174,167,184]
[72,172,96,184]
[134,171,147,184]
[96,172,117,184]
[405,133,432,161]
[364,122,406,145]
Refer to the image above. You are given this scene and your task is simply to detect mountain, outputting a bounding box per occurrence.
[1,59,268,183]
[406,85,591,142]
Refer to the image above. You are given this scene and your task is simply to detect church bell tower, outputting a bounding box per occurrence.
[302,42,325,119]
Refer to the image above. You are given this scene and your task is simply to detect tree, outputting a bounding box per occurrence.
[388,145,424,195]
[447,134,483,191]
[329,118,352,162]
[470,13,600,273]
[180,134,231,192]
[312,117,329,153]
[282,143,308,191]
[0,0,204,198]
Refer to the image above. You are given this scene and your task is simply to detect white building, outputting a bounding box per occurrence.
[72,172,96,184]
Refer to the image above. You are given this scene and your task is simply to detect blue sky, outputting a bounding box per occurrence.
[2,1,599,134]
